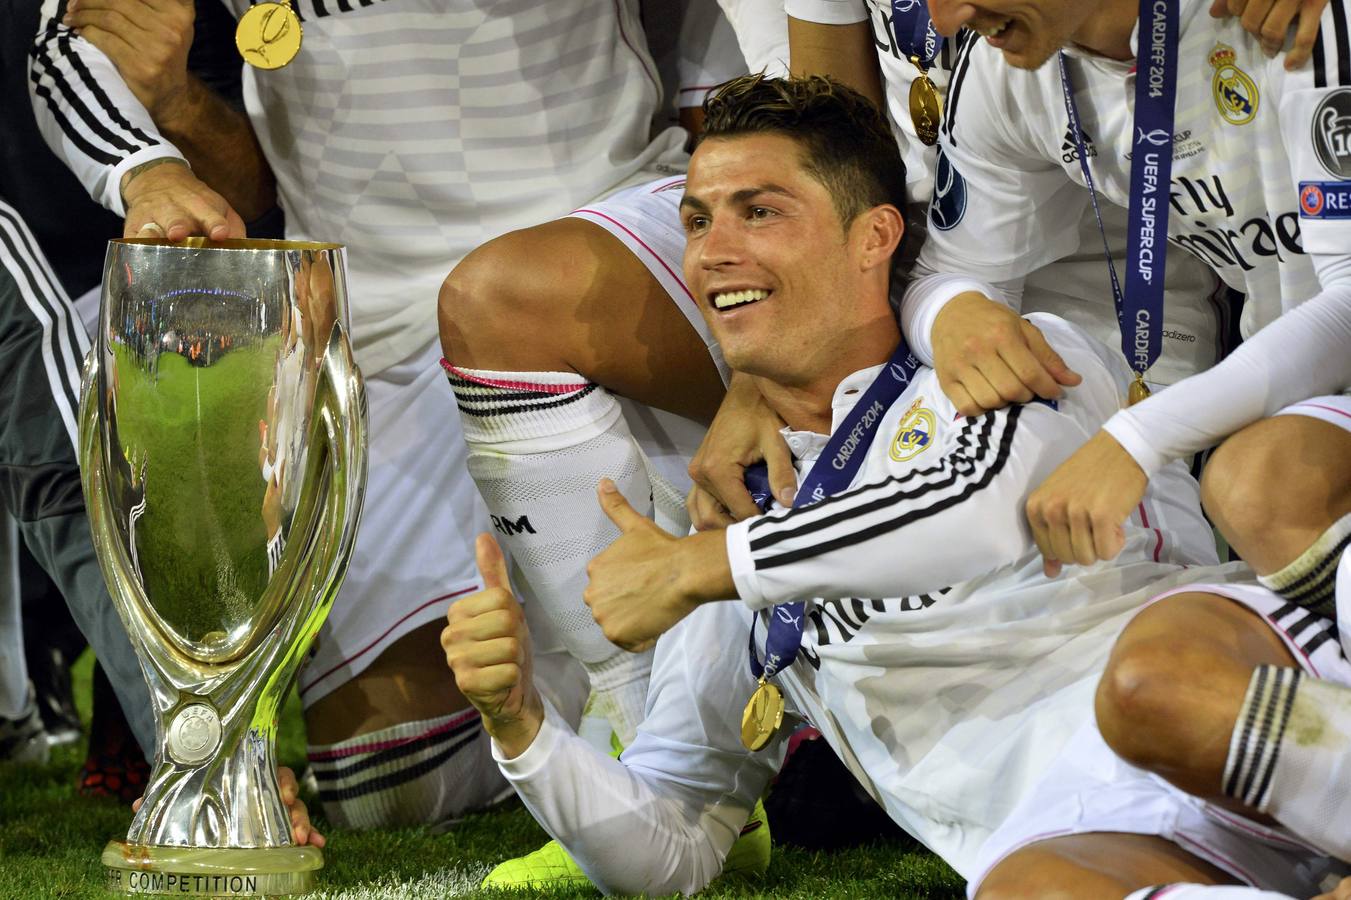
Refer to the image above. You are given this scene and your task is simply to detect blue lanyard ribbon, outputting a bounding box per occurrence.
[746,339,922,682]
[1056,0,1177,379]
[891,0,944,67]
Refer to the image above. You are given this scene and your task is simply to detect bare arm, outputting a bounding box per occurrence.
[788,16,884,108]
[65,0,274,221]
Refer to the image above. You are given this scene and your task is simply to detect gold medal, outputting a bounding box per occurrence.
[236,1,302,70]
[908,58,942,147]
[1128,373,1151,406]
[740,678,785,752]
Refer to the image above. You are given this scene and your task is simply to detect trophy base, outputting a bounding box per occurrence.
[103,841,323,896]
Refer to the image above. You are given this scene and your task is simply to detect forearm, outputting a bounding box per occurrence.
[496,699,739,896]
[900,267,1026,365]
[787,16,884,109]
[1104,279,1351,475]
[29,14,184,215]
[153,76,275,222]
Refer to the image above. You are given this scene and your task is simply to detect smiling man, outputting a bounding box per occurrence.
[433,75,1351,898]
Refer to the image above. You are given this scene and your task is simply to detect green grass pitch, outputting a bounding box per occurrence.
[0,652,964,898]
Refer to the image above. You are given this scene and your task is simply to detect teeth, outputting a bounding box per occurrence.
[977,20,1008,38]
[712,289,770,310]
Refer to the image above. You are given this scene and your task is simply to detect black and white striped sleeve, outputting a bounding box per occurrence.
[28,0,185,216]
[725,322,1125,610]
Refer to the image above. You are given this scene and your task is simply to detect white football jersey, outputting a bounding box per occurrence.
[911,0,1351,336]
[495,315,1242,894]
[782,0,1229,387]
[30,0,688,374]
[902,0,1351,472]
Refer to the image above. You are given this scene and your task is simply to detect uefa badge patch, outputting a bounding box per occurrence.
[1311,89,1351,179]
[1208,43,1258,126]
[1299,181,1351,219]
[890,399,936,462]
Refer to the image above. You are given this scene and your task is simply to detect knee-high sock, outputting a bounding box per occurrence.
[1124,887,1298,899]
[307,708,510,829]
[446,364,660,744]
[1258,512,1351,621]
[1222,666,1351,860]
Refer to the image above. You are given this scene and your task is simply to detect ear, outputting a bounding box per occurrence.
[855,204,905,273]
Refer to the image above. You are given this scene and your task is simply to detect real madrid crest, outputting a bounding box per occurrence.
[1209,43,1258,126]
[890,398,935,462]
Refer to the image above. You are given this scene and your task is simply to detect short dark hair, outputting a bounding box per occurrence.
[699,74,908,229]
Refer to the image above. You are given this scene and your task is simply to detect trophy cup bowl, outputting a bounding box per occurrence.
[79,238,367,896]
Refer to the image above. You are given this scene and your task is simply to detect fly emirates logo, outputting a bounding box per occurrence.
[1167,173,1303,272]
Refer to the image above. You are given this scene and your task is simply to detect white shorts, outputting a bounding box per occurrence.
[569,174,727,497]
[970,581,1351,898]
[299,338,486,705]
[1274,393,1351,432]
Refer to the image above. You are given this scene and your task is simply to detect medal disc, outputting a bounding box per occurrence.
[236,2,302,70]
[1128,374,1152,406]
[909,75,941,146]
[740,681,785,752]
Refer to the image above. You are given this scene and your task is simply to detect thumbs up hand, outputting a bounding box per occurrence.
[442,533,544,758]
[583,479,737,652]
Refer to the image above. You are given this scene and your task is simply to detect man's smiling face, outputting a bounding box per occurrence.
[680,133,873,386]
[928,0,1097,69]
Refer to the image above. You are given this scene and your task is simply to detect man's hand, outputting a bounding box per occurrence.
[585,479,735,651]
[121,159,245,241]
[687,373,794,530]
[1210,0,1329,68]
[63,0,194,121]
[441,534,544,759]
[932,292,1082,416]
[132,767,324,847]
[1025,430,1147,578]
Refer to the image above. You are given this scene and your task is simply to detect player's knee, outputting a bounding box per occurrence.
[1201,415,1350,548]
[975,848,1083,900]
[1200,419,1285,545]
[438,226,582,370]
[1095,628,1197,768]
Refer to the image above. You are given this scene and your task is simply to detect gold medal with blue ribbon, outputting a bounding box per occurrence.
[740,340,921,751]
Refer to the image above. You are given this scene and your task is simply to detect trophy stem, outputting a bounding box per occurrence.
[103,842,323,896]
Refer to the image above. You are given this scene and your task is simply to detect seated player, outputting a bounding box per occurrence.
[438,75,1351,897]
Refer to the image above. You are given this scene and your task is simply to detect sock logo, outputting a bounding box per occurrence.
[491,514,536,536]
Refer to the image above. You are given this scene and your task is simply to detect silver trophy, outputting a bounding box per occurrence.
[79,238,367,896]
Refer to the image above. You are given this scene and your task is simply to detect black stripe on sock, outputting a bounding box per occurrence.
[1225,665,1268,798]
[1240,667,1292,803]
[318,729,479,804]
[310,714,479,782]
[1251,669,1304,810]
[454,384,598,418]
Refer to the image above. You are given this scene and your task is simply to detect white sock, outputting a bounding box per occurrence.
[1124,886,1297,899]
[1222,665,1351,860]
[446,364,659,744]
[307,708,509,829]
[1258,512,1351,622]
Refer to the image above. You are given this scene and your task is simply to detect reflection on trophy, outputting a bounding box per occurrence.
[79,238,367,896]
